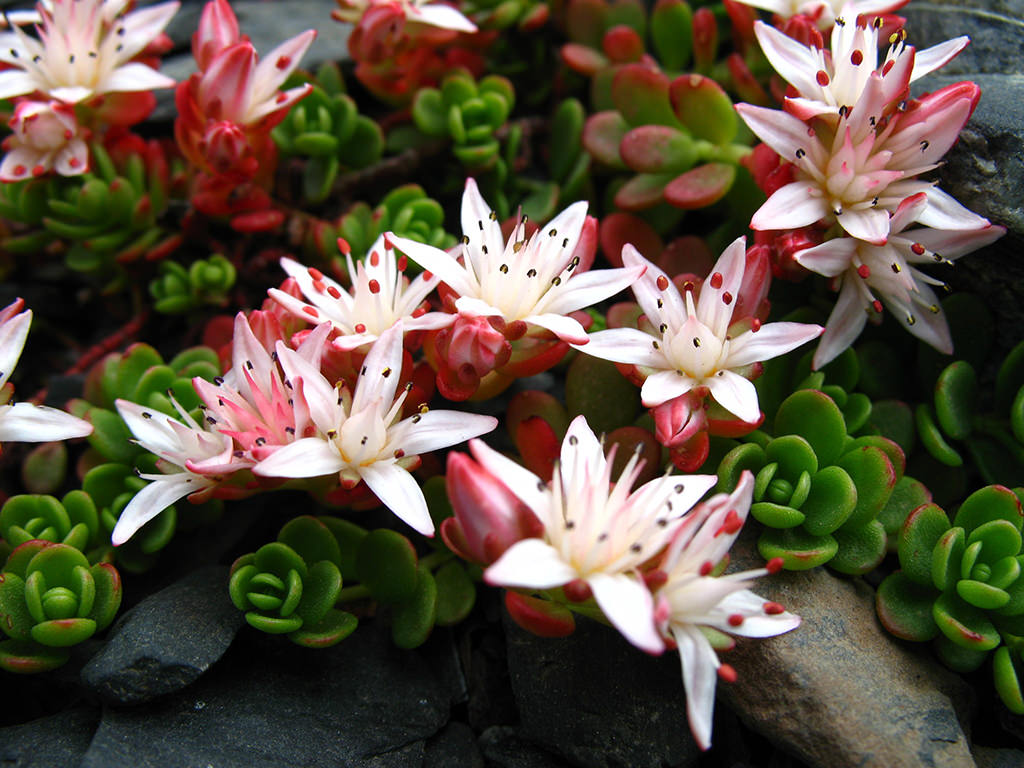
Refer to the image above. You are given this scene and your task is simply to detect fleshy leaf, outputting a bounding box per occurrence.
[288,608,358,649]
[663,163,736,209]
[668,74,737,144]
[619,126,696,173]
[932,592,1000,650]
[897,502,951,586]
[800,466,857,536]
[391,567,437,649]
[505,590,576,637]
[838,446,896,531]
[278,516,342,569]
[758,527,838,570]
[775,390,847,467]
[934,361,977,441]
[356,529,419,604]
[875,571,939,641]
[294,560,343,627]
[434,561,476,626]
[953,485,1023,535]
[830,520,886,575]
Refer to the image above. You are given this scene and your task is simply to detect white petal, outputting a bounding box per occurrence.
[454,295,503,318]
[539,264,644,316]
[812,278,868,369]
[358,462,434,535]
[409,3,478,31]
[115,400,187,458]
[709,589,801,638]
[394,410,497,456]
[640,370,692,408]
[469,439,550,523]
[697,237,746,338]
[0,70,39,100]
[0,307,31,388]
[917,187,991,230]
[589,572,664,654]
[117,1,180,61]
[559,415,606,492]
[101,62,176,94]
[388,235,475,297]
[484,538,577,588]
[0,403,92,442]
[275,345,340,433]
[523,312,589,344]
[726,322,823,368]
[621,244,684,327]
[753,21,823,97]
[794,238,859,278]
[706,370,759,423]
[460,178,505,265]
[111,473,199,546]
[735,104,812,163]
[910,37,970,82]
[352,322,404,413]
[673,624,720,750]
[750,182,829,231]
[252,437,344,478]
[905,223,1005,261]
[837,207,889,245]
[250,29,316,105]
[574,328,667,368]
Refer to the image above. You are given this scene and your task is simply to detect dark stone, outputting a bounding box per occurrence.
[465,606,519,731]
[503,612,700,768]
[478,726,574,768]
[424,722,486,768]
[717,532,976,768]
[973,746,1024,768]
[902,1,1024,76]
[80,620,450,768]
[0,707,99,768]
[81,565,244,704]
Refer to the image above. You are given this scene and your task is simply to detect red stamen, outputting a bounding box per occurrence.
[68,157,80,168]
[354,323,367,333]
[368,279,381,294]
[882,60,894,76]
[727,613,744,627]
[302,306,319,319]
[327,286,342,299]
[32,164,45,177]
[764,601,786,615]
[816,70,830,86]
[709,272,723,289]
[12,164,25,176]
[412,307,426,318]
[370,250,380,267]
[872,300,883,313]
[276,93,288,103]
[276,55,291,70]
[850,50,863,65]
[765,557,785,574]
[718,664,737,683]
[699,561,714,576]
[336,238,351,255]
[63,129,73,139]
[383,234,394,250]
[722,291,733,305]
[911,242,925,255]
[715,509,743,536]
[751,318,761,332]
[308,267,324,281]
[397,255,408,271]
[313,280,326,293]
[857,265,870,279]
[656,275,669,291]
[423,271,433,281]
[394,449,405,458]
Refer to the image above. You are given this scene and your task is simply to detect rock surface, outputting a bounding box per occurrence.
[718,532,977,768]
[903,0,1024,76]
[0,707,99,768]
[479,726,574,768]
[81,565,244,705]
[973,746,1024,768]
[423,722,486,768]
[503,612,701,768]
[80,621,451,768]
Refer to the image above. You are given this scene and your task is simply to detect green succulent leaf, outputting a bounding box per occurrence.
[934,633,990,672]
[876,571,939,641]
[278,516,342,569]
[993,646,1024,714]
[932,527,965,592]
[318,517,367,582]
[0,572,33,640]
[391,566,438,649]
[932,591,1000,651]
[898,502,950,587]
[758,527,838,570]
[878,475,931,549]
[830,520,886,575]
[934,361,977,440]
[294,561,343,628]
[916,404,962,466]
[775,390,847,467]
[289,608,358,649]
[356,529,419,604]
[0,638,71,674]
[750,502,805,529]
[800,465,857,536]
[434,561,476,626]
[953,485,1023,535]
[838,446,896,531]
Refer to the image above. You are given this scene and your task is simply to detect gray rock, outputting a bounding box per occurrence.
[503,612,700,768]
[80,620,450,768]
[973,746,1024,768]
[424,722,485,768]
[479,726,574,768]
[717,532,977,768]
[81,565,244,705]
[0,707,99,768]
[902,1,1024,76]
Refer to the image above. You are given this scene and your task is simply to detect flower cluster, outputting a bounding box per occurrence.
[737,6,1004,367]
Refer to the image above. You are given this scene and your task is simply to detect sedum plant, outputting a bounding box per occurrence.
[149,254,237,315]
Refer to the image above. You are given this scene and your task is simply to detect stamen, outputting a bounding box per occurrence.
[795,148,806,159]
[850,50,863,66]
[718,665,737,684]
[815,70,830,86]
[692,337,701,348]
[709,272,723,289]
[569,435,578,445]
[910,243,926,255]
[891,263,901,273]
[656,275,669,291]
[722,291,733,305]
[526,268,537,278]
[764,601,785,615]
[368,279,381,294]
[857,265,870,278]
[499,264,508,273]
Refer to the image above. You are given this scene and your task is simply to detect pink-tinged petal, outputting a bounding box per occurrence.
[539,264,644,316]
[268,287,340,328]
[275,346,339,433]
[469,438,550,523]
[697,237,745,338]
[641,370,693,408]
[358,462,434,536]
[246,83,312,123]
[918,187,991,230]
[634,473,719,522]
[812,278,869,369]
[905,223,1005,261]
[883,280,952,354]
[388,235,476,297]
[589,572,664,654]
[115,399,188,457]
[837,206,889,245]
[252,437,344,478]
[250,30,316,105]
[785,96,835,121]
[536,201,589,271]
[708,589,801,637]
[199,42,254,119]
[101,62,176,93]
[673,623,719,750]
[111,473,201,546]
[726,321,823,367]
[404,311,457,332]
[454,296,503,318]
[911,37,970,82]
[0,307,31,386]
[621,244,685,329]
[116,1,180,60]
[735,104,811,163]
[753,21,823,96]
[750,181,829,231]
[574,328,667,368]
[559,415,606,491]
[484,538,577,588]
[48,85,94,103]
[0,146,40,181]
[0,70,39,100]
[54,138,88,176]
[409,3,478,32]
[395,410,498,456]
[794,237,858,278]
[0,403,93,442]
[706,369,759,423]
[523,312,589,344]
[352,323,403,413]
[889,193,929,235]
[460,178,505,262]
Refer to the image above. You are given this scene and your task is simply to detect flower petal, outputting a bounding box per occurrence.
[409,3,478,32]
[469,438,550,523]
[523,312,589,344]
[251,437,344,478]
[589,572,664,654]
[640,370,693,408]
[101,62,177,94]
[484,538,577,588]
[794,237,859,278]
[111,473,200,546]
[388,235,476,297]
[574,328,666,368]
[358,462,434,535]
[705,369,759,423]
[726,321,823,367]
[750,181,829,232]
[812,278,869,369]
[0,306,31,388]
[538,264,644,316]
[0,402,93,442]
[394,410,498,456]
[673,623,719,750]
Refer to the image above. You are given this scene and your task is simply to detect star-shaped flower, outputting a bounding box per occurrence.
[795,192,1005,368]
[389,178,644,346]
[269,235,455,351]
[0,0,179,104]
[0,99,88,181]
[252,322,497,535]
[577,239,822,424]
[652,471,801,749]
[0,299,93,446]
[482,415,719,654]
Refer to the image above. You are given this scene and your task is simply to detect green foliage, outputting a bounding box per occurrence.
[149,254,237,314]
[0,542,121,673]
[0,492,101,553]
[462,0,550,29]
[272,63,383,203]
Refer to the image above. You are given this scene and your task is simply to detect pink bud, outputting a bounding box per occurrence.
[652,391,708,448]
[194,0,242,71]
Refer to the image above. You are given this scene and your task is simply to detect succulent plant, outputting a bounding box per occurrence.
[0,492,102,553]
[716,389,908,574]
[0,541,121,673]
[877,485,1024,713]
[148,254,237,314]
[412,69,515,172]
[462,0,550,30]
[272,63,384,203]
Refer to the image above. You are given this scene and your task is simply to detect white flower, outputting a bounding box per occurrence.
[482,415,719,654]
[333,0,477,33]
[577,239,822,424]
[0,0,179,104]
[653,472,801,749]
[754,13,968,122]
[113,397,248,545]
[389,178,644,345]
[0,300,93,445]
[269,235,455,351]
[0,99,88,181]
[252,321,497,535]
[732,0,905,29]
[795,192,1005,367]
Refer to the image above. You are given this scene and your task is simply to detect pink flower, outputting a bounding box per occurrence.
[0,100,88,181]
[482,415,719,654]
[0,0,178,104]
[578,239,822,424]
[652,472,800,749]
